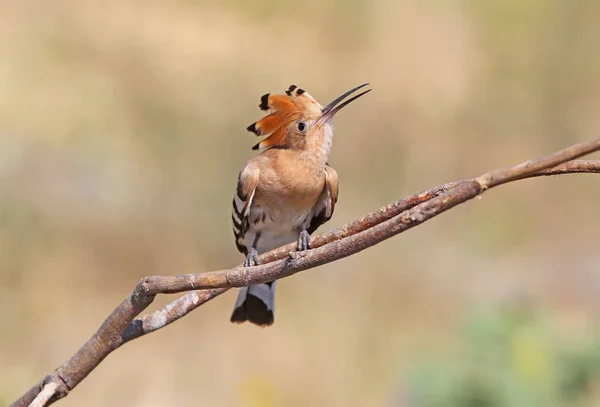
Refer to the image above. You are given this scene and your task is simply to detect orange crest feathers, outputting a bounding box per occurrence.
[246,85,323,151]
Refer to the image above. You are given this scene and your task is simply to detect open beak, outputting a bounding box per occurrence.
[318,83,371,123]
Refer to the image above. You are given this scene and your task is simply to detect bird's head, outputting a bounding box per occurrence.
[246,83,371,152]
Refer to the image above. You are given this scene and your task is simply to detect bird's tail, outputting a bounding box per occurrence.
[230,281,277,326]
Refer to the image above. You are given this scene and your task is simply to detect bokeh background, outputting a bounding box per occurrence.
[2,0,600,406]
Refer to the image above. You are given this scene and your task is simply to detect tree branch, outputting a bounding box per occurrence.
[28,383,59,407]
[11,138,600,407]
[520,159,600,178]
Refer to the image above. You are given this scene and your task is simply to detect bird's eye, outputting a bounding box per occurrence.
[297,121,307,133]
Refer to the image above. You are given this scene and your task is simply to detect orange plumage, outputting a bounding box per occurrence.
[231,83,371,326]
[247,85,328,151]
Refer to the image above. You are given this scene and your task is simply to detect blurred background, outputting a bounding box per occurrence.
[2,0,600,406]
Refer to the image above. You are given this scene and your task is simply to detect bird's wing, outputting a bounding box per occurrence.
[232,161,260,252]
[306,164,339,235]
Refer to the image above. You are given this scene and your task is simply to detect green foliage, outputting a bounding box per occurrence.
[407,305,600,407]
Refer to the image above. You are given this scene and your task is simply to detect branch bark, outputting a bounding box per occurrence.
[11,139,600,407]
[28,383,59,407]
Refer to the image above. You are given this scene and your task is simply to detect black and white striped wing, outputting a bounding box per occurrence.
[307,164,339,234]
[232,162,260,255]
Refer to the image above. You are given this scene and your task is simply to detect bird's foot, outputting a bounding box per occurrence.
[244,248,260,267]
[297,230,311,252]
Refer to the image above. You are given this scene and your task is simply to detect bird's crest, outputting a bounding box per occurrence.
[246,85,323,151]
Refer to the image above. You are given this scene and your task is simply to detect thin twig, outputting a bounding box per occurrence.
[122,288,227,343]
[28,383,58,407]
[10,138,600,407]
[521,159,600,178]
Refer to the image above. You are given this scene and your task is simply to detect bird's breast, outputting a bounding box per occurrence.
[256,164,325,209]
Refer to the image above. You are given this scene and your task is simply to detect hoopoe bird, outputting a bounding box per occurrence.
[230,83,371,326]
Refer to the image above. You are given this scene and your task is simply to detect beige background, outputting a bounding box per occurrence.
[2,0,600,406]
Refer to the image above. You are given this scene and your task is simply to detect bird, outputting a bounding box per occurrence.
[230,83,371,326]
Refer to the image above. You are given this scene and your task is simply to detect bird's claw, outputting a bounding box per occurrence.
[244,248,260,267]
[297,230,311,252]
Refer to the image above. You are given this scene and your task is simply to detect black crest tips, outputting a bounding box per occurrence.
[246,122,260,135]
[296,88,305,95]
[252,142,260,151]
[286,85,297,96]
[259,93,270,110]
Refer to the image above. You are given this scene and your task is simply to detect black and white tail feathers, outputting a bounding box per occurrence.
[230,281,276,326]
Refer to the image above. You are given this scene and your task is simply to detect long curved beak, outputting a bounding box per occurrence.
[318,83,371,123]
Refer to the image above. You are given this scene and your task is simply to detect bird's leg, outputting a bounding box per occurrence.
[244,248,260,267]
[297,230,311,252]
